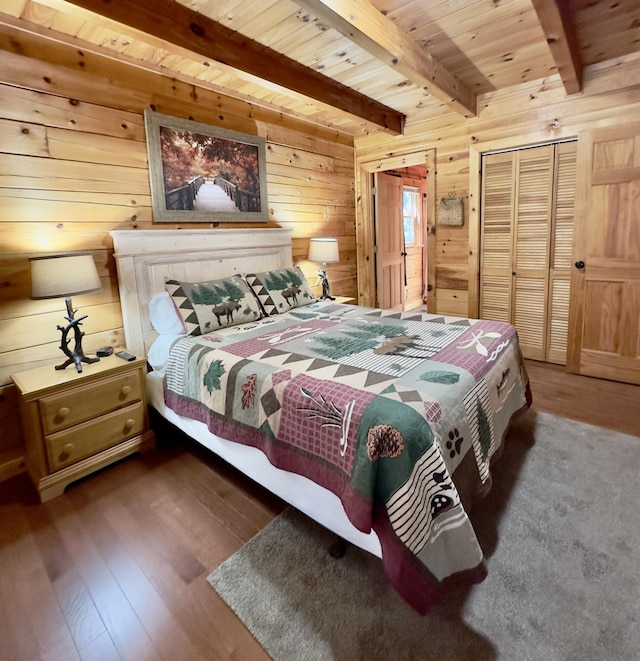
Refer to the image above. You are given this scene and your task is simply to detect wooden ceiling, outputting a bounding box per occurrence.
[1,0,639,136]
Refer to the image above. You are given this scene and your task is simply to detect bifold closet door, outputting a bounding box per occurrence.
[480,142,576,363]
[547,142,577,364]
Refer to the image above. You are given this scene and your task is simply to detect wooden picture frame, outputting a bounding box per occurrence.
[144,110,268,223]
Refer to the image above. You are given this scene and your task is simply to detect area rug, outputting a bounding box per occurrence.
[207,410,640,660]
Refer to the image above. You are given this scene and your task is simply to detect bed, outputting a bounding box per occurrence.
[110,228,531,614]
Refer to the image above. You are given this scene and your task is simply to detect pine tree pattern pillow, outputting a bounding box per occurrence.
[165,275,262,336]
[244,266,316,316]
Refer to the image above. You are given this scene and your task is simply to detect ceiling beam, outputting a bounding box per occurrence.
[531,0,582,94]
[62,0,405,134]
[294,0,477,117]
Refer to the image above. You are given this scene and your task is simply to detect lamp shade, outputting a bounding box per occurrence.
[30,253,102,300]
[308,237,339,264]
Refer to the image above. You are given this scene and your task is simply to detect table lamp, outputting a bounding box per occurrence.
[30,253,103,373]
[308,237,339,300]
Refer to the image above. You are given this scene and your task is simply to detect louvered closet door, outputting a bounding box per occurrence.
[548,142,577,363]
[480,142,577,364]
[513,146,555,360]
[480,152,514,323]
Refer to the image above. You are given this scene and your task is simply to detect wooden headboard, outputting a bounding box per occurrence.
[110,228,293,356]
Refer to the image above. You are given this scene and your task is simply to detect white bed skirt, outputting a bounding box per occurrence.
[146,371,382,557]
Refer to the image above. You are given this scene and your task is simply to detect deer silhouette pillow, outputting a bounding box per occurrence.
[165,274,263,336]
[244,266,316,316]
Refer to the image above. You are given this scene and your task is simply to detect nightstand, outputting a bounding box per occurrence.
[11,350,155,502]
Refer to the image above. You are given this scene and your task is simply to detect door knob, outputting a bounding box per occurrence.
[575,261,585,269]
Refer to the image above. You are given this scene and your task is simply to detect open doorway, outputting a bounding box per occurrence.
[374,165,428,310]
[355,149,436,311]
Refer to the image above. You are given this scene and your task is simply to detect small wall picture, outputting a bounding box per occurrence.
[144,110,268,222]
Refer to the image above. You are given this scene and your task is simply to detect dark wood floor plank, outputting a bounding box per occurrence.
[86,475,211,661]
[0,586,34,661]
[69,450,235,596]
[2,502,80,660]
[24,505,76,582]
[66,453,154,503]
[180,446,282,530]
[154,415,285,518]
[0,502,42,661]
[146,463,248,575]
[26,502,107,652]
[98,469,203,586]
[166,451,264,543]
[116,468,208,585]
[64,490,162,661]
[46,498,126,661]
[152,567,271,661]
[178,449,280,530]
[97,487,170,582]
[53,567,107,652]
[100,540,208,661]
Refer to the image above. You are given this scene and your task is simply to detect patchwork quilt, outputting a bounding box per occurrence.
[163,301,531,614]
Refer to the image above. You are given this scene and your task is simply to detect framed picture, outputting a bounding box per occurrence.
[144,110,268,223]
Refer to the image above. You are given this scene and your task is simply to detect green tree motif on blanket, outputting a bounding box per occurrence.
[289,311,320,320]
[203,360,226,394]
[476,397,492,460]
[312,322,408,360]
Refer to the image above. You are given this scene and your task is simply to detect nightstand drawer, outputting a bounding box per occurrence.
[40,370,143,435]
[46,401,146,471]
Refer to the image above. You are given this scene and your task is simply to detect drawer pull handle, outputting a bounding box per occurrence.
[124,418,135,430]
[61,443,74,458]
[58,407,70,418]
[121,385,132,396]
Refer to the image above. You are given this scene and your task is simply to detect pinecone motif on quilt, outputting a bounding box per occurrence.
[366,424,404,461]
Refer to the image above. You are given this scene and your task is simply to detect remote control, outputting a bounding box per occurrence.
[115,350,136,362]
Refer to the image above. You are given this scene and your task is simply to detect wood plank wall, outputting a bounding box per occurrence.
[3,31,639,480]
[354,53,640,317]
[0,31,357,479]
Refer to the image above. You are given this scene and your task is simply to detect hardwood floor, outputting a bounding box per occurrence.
[524,359,640,438]
[0,363,637,661]
[0,421,285,661]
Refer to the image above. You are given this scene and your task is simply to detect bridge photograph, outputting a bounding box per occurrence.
[145,110,268,222]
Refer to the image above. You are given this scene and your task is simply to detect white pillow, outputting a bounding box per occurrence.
[149,291,186,335]
[147,334,182,373]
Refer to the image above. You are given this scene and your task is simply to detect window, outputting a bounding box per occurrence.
[402,187,420,245]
